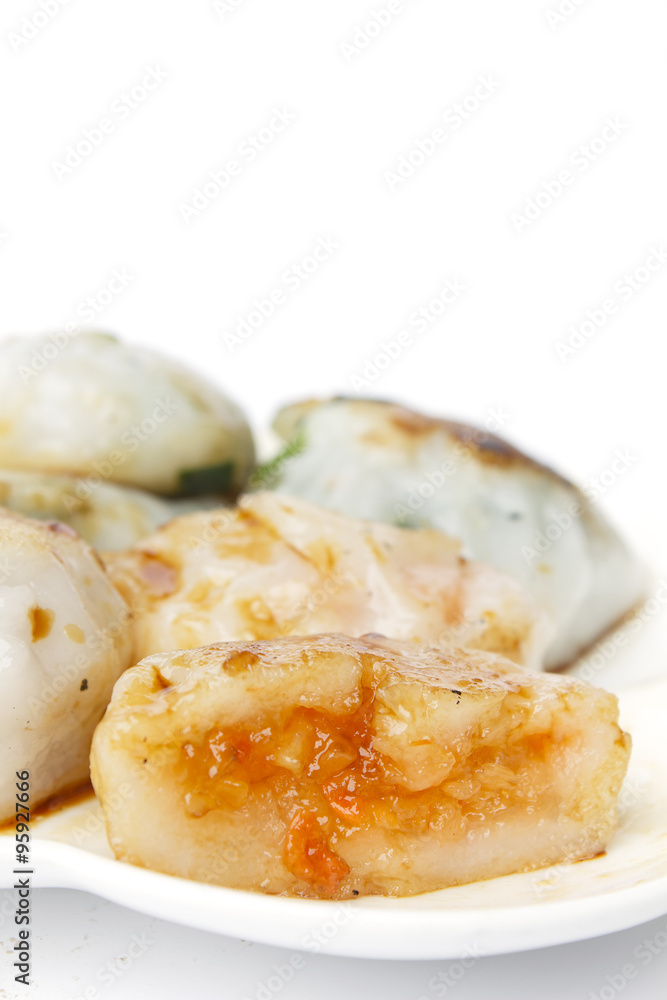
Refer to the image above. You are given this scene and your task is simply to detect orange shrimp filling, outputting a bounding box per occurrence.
[175,691,558,896]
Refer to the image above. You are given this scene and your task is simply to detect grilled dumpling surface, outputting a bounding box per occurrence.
[104,491,552,669]
[91,633,630,899]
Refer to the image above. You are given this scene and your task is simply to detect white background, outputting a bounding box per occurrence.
[0,0,666,997]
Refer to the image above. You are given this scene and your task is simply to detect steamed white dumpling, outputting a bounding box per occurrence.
[0,468,221,550]
[0,331,255,496]
[263,398,646,669]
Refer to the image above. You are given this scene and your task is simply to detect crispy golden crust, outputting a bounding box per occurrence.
[103,493,552,668]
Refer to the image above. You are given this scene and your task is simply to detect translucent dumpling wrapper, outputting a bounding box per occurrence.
[0,468,221,551]
[103,491,553,669]
[90,633,631,899]
[0,509,134,821]
[262,398,647,669]
[0,331,255,496]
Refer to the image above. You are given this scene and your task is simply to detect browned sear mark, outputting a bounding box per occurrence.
[65,624,85,644]
[29,606,55,642]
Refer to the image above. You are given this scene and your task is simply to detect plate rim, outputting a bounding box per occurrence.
[2,833,667,960]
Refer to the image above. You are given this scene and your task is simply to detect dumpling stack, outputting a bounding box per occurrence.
[0,338,639,898]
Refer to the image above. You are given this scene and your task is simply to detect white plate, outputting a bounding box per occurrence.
[2,618,667,961]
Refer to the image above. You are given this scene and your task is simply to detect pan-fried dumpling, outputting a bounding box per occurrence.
[91,633,630,898]
[104,492,552,669]
[0,510,134,821]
